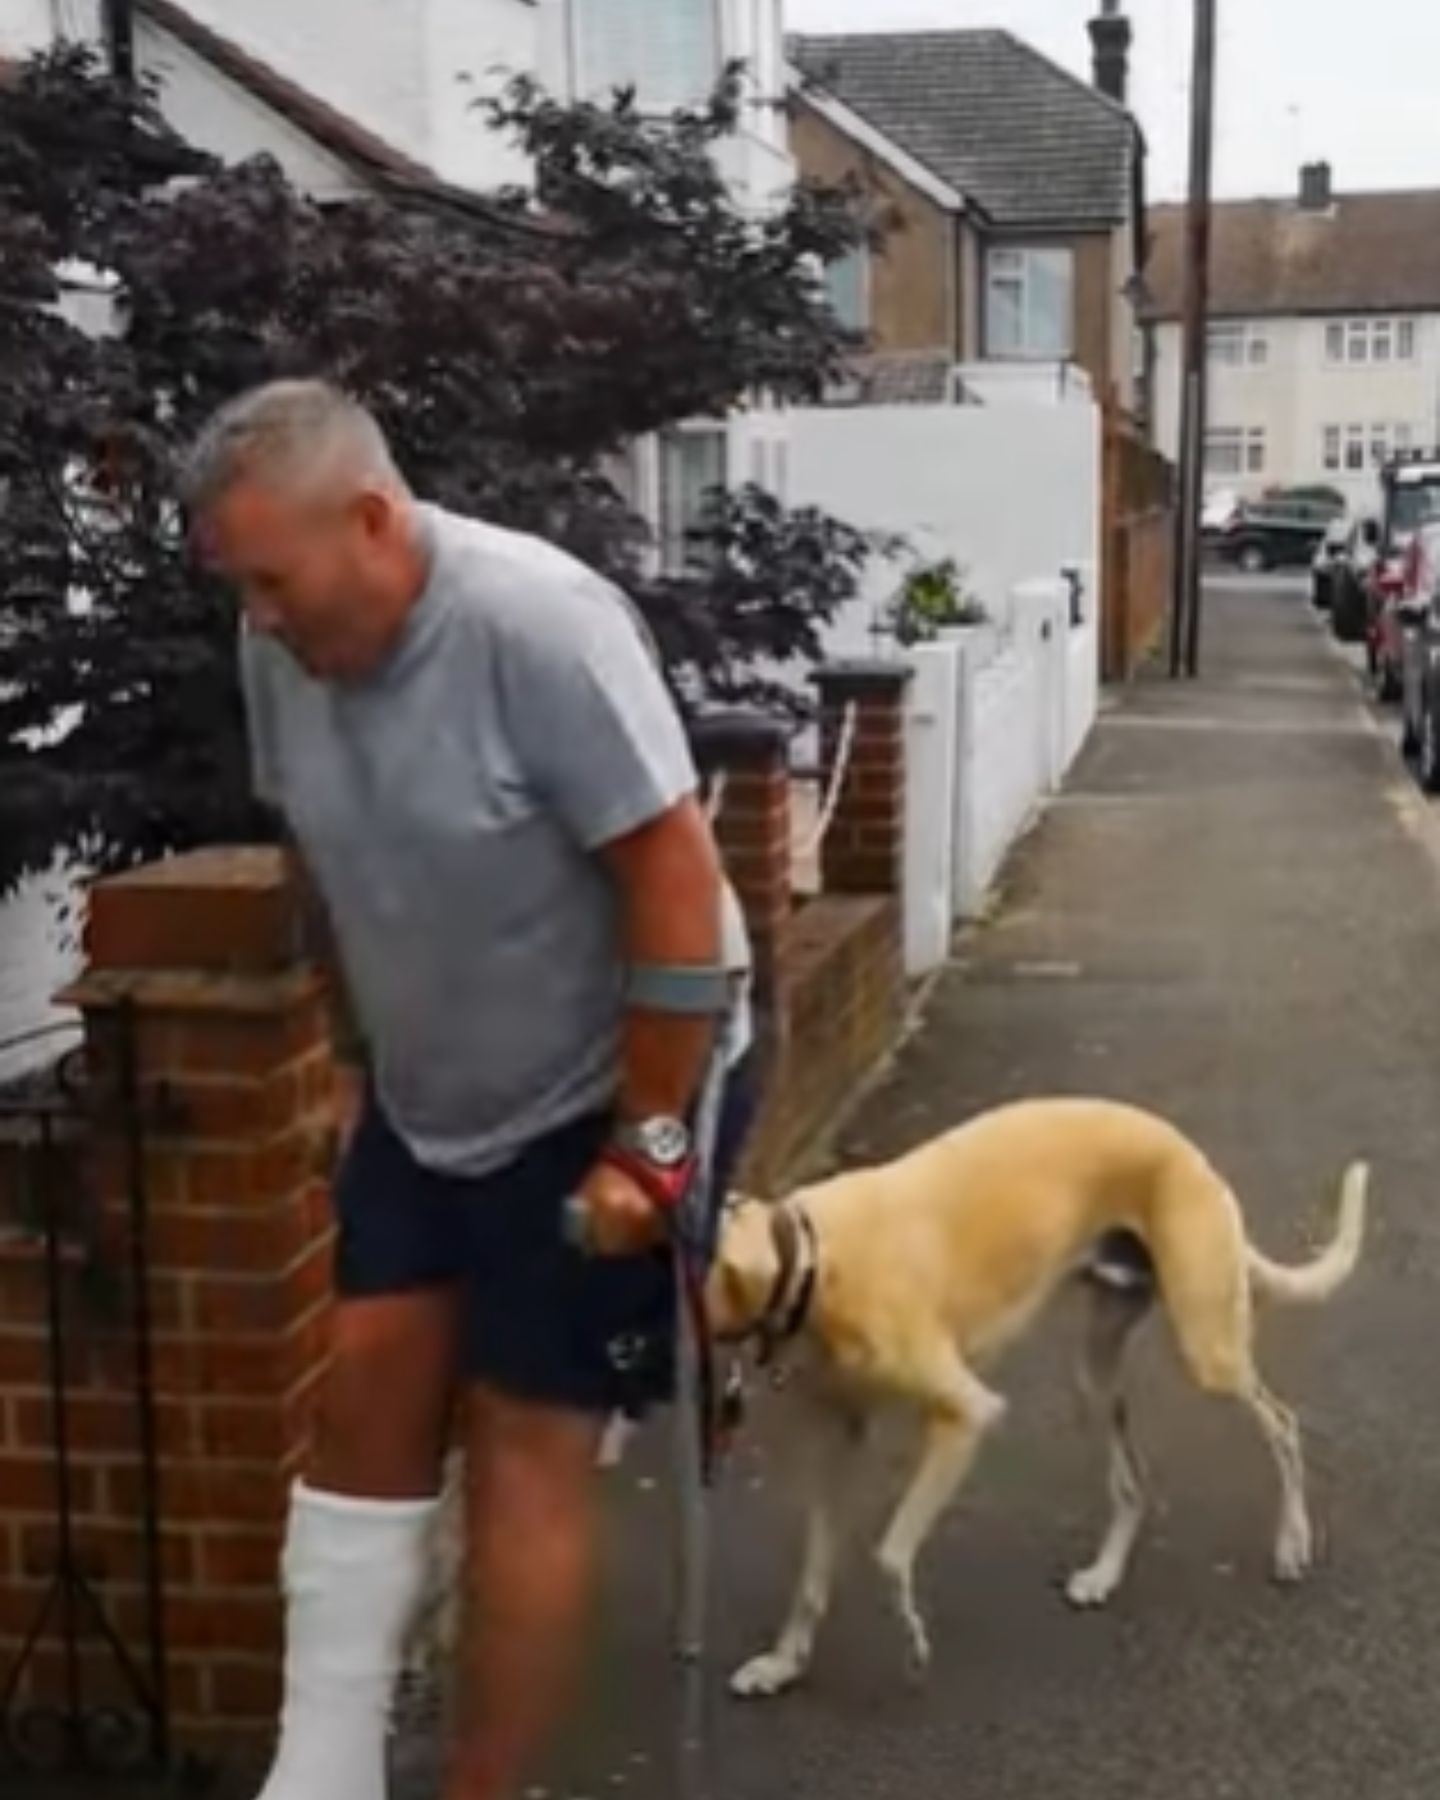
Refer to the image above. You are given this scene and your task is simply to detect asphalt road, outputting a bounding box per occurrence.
[497,577,1440,1800]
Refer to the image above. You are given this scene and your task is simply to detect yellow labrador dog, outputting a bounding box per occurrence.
[707,1097,1368,1700]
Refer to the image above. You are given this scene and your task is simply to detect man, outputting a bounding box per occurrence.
[182,380,755,1800]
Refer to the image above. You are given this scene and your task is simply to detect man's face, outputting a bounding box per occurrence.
[202,479,401,680]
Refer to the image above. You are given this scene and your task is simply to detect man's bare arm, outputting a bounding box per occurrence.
[598,794,725,1122]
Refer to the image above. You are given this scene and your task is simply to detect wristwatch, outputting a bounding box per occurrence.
[612,1116,692,1171]
[604,1116,695,1211]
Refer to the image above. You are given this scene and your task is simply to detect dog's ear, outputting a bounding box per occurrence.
[706,1198,781,1337]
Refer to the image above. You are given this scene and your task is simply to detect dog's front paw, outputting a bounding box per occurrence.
[904,1625,933,1687]
[730,1651,806,1700]
[1272,1516,1314,1586]
[1063,1563,1120,1610]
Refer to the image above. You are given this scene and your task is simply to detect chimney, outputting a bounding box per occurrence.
[1298,161,1333,211]
[1088,0,1132,107]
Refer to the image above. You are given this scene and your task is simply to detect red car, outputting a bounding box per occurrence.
[1368,454,1440,701]
[1368,543,1413,702]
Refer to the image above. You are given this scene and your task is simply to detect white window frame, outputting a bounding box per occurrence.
[568,0,722,113]
[1323,421,1422,473]
[1204,426,1266,478]
[1207,320,1268,367]
[658,423,729,574]
[1325,317,1419,366]
[983,246,1075,361]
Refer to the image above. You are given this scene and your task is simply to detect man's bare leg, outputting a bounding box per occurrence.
[444,1385,604,1800]
[311,1290,462,1496]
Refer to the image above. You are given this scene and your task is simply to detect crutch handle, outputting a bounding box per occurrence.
[563,1194,593,1251]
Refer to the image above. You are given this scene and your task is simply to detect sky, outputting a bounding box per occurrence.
[784,0,1440,203]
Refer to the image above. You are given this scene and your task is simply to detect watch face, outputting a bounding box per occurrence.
[629,1117,691,1169]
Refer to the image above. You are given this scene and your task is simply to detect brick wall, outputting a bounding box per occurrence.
[0,850,338,1748]
[790,98,961,357]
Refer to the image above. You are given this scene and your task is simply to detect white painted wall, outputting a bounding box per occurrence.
[897,579,1096,974]
[162,0,789,206]
[135,18,362,199]
[0,868,81,1085]
[786,401,1103,647]
[1154,312,1440,512]
[177,0,432,168]
[424,0,543,191]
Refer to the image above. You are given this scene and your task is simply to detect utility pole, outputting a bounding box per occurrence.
[1169,0,1219,678]
[105,0,136,83]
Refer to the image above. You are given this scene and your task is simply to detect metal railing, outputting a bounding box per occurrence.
[0,1009,193,1787]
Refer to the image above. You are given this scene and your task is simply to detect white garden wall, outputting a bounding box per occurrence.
[0,868,80,1086]
[786,400,1102,650]
[898,580,1097,976]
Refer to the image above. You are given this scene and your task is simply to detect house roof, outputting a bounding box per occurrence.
[1146,189,1440,320]
[848,350,956,405]
[789,29,1134,232]
[135,0,433,185]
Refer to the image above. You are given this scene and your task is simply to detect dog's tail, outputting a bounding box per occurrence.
[1246,1161,1369,1305]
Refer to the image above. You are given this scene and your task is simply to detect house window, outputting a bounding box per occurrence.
[1323,422,1422,473]
[570,0,720,111]
[1326,317,1418,365]
[984,247,1074,360]
[1205,427,1266,477]
[824,245,870,333]
[659,426,727,571]
[1208,321,1268,367]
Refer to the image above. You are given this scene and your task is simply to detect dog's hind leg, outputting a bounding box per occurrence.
[873,1350,1006,1681]
[1239,1375,1313,1583]
[1065,1286,1151,1609]
[730,1399,869,1700]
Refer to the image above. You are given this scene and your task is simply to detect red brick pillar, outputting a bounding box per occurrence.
[690,710,793,1002]
[9,847,340,1747]
[812,662,913,895]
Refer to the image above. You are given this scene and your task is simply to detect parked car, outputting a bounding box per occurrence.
[1328,515,1382,643]
[1398,523,1440,785]
[1216,497,1341,573]
[1310,517,1350,610]
[1201,487,1241,544]
[1364,453,1440,696]
[1273,483,1348,513]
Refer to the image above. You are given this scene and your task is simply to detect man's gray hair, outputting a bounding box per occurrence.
[179,379,406,516]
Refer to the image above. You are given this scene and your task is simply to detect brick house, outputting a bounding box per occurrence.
[788,10,1149,411]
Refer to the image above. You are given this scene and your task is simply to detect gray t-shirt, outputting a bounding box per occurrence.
[241,504,751,1177]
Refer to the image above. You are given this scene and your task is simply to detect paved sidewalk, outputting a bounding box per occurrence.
[517,579,1440,1800]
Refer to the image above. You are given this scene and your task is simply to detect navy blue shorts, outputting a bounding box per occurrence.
[331,1057,759,1416]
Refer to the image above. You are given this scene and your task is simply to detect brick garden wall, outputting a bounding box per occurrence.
[0,852,340,1747]
[0,669,913,1749]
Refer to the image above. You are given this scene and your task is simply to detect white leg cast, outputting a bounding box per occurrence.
[731,1403,867,1701]
[255,1483,440,1800]
[1066,1289,1150,1609]
[874,1358,1005,1680]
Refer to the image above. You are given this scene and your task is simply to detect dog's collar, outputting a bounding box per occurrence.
[756,1202,820,1367]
